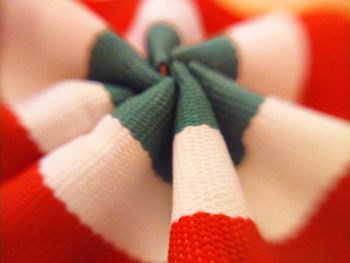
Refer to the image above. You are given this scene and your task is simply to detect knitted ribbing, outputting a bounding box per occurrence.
[171,36,238,79]
[188,61,264,164]
[89,30,162,91]
[103,83,133,106]
[113,78,176,181]
[39,115,172,261]
[172,62,218,133]
[3,80,124,181]
[169,212,271,263]
[2,164,140,263]
[4,2,350,262]
[172,125,249,221]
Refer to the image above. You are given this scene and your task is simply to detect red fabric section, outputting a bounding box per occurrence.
[269,172,350,263]
[299,11,350,120]
[79,0,140,35]
[2,163,140,263]
[169,171,349,262]
[192,0,243,37]
[1,104,42,181]
[169,212,272,262]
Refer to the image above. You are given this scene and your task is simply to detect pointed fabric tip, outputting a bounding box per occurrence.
[171,36,238,79]
[103,83,133,106]
[113,77,175,163]
[89,30,162,91]
[147,24,180,71]
[171,62,219,134]
[188,62,264,164]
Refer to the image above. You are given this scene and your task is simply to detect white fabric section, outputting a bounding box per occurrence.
[1,0,106,102]
[237,97,350,242]
[227,11,309,101]
[12,80,113,153]
[41,115,172,262]
[172,125,249,222]
[125,0,204,55]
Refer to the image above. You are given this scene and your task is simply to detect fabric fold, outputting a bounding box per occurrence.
[171,36,238,78]
[89,30,162,91]
[113,78,176,182]
[3,111,173,262]
[188,61,264,164]
[2,1,349,262]
[236,97,350,242]
[147,23,181,71]
[1,0,108,101]
[170,62,269,262]
[2,80,130,180]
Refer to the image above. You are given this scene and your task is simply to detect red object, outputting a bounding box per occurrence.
[79,0,140,35]
[169,212,272,262]
[1,104,42,181]
[270,173,350,263]
[192,0,243,37]
[300,11,350,120]
[1,163,139,263]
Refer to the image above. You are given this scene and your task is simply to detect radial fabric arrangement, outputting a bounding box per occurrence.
[1,0,349,263]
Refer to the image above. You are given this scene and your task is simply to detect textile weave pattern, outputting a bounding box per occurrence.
[1,0,349,262]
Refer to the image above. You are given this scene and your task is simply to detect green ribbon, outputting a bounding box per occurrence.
[88,24,264,182]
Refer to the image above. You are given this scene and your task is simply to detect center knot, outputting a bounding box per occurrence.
[88,24,262,182]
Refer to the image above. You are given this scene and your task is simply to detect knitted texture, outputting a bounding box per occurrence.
[188,62,264,164]
[172,124,249,220]
[89,30,162,91]
[2,164,140,263]
[2,1,350,262]
[172,62,219,133]
[1,80,129,182]
[172,36,238,78]
[169,212,271,263]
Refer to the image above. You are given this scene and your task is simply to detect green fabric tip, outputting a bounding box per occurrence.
[147,23,180,70]
[172,62,219,134]
[188,61,264,164]
[103,83,133,105]
[88,30,162,91]
[113,77,176,165]
[171,36,238,79]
